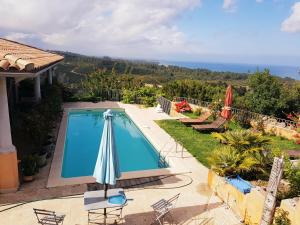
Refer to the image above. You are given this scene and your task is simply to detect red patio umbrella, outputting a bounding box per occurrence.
[221,85,233,120]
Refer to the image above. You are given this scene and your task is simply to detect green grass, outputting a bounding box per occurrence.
[268,135,299,151]
[156,119,299,167]
[156,120,221,167]
[182,112,200,119]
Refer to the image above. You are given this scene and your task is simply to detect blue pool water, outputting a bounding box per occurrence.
[62,109,166,178]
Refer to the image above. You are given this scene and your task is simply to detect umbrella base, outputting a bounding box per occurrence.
[88,207,124,225]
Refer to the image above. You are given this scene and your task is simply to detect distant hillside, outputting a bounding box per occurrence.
[54,51,249,85]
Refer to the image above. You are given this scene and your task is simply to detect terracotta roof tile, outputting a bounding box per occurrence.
[0,38,64,73]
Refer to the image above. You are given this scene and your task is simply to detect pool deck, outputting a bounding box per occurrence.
[0,102,243,225]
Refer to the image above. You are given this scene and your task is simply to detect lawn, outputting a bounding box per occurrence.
[268,135,299,151]
[156,119,299,167]
[156,120,221,167]
[182,111,200,119]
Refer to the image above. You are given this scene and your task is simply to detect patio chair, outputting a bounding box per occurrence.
[179,111,211,125]
[151,193,180,225]
[192,117,227,132]
[33,208,65,225]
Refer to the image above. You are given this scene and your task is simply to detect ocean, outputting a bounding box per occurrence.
[160,61,300,80]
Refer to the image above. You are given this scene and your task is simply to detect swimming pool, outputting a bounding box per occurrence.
[62,109,167,178]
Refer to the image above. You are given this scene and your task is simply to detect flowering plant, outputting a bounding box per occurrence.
[286,112,300,130]
[175,100,192,113]
[286,112,300,123]
[286,112,300,144]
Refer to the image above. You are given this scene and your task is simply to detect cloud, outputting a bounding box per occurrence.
[222,0,263,12]
[0,0,202,58]
[4,32,35,42]
[281,2,300,33]
[223,0,237,12]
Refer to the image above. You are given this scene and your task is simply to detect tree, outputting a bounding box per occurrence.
[244,70,283,116]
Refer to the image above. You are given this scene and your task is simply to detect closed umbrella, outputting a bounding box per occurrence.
[93,109,121,217]
[221,85,233,120]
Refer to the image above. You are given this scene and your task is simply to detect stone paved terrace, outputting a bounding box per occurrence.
[0,102,243,225]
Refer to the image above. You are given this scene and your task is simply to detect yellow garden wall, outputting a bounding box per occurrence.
[208,170,266,225]
[279,198,300,225]
[0,151,19,193]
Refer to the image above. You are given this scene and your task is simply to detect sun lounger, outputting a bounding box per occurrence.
[33,208,65,225]
[151,193,180,225]
[179,111,211,125]
[84,188,127,223]
[192,117,226,132]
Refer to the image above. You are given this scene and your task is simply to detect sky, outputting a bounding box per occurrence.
[0,0,300,66]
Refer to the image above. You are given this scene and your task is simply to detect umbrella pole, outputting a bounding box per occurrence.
[104,183,108,198]
[104,184,108,223]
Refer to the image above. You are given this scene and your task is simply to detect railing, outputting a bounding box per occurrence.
[157,96,172,115]
[173,97,211,108]
[230,107,297,128]
[173,96,298,129]
[158,151,168,168]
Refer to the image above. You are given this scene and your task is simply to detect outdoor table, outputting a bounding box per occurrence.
[84,188,127,224]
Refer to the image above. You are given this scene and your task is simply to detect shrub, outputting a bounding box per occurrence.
[273,209,291,225]
[193,107,202,116]
[21,155,38,176]
[209,100,222,119]
[211,130,271,151]
[11,83,63,155]
[285,162,300,198]
[122,86,159,107]
[122,89,137,104]
[210,130,276,179]
[209,146,241,176]
[231,112,252,129]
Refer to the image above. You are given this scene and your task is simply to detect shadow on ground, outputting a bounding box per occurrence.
[88,203,221,225]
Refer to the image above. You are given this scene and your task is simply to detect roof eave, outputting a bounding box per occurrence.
[0,60,63,78]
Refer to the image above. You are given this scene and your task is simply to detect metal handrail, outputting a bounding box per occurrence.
[157,96,172,114]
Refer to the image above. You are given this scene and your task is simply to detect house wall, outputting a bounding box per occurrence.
[0,151,19,193]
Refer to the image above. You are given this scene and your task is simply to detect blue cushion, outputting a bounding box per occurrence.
[226,175,252,194]
[108,194,126,205]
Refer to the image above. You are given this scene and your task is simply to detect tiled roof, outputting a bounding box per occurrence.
[0,38,64,73]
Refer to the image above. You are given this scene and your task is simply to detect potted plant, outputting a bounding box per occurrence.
[21,155,38,182]
[37,149,48,167]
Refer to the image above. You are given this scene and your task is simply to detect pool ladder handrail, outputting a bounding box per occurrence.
[158,151,168,168]
[157,137,177,168]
